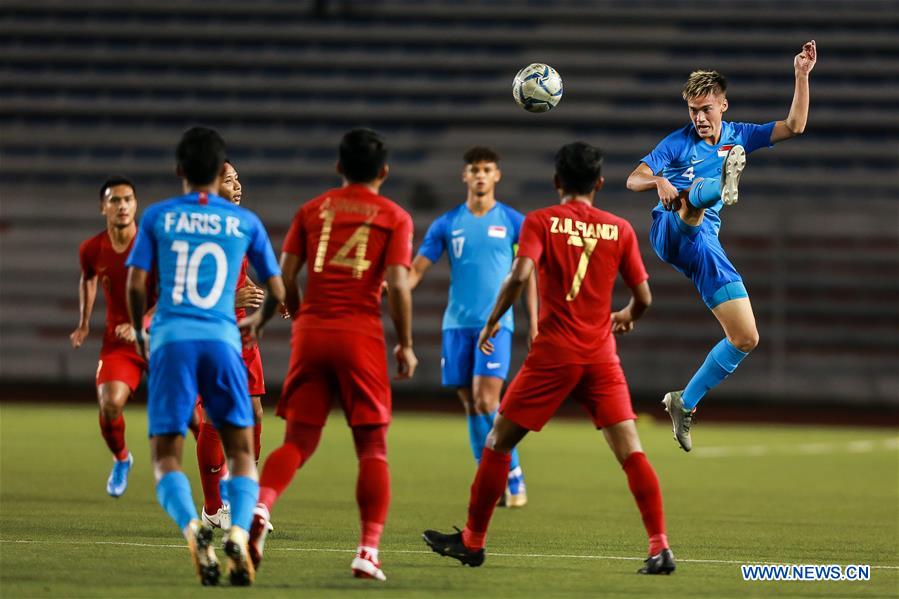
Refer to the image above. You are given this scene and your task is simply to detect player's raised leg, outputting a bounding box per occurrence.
[666,296,758,451]
[423,413,528,566]
[97,380,134,497]
[601,420,674,574]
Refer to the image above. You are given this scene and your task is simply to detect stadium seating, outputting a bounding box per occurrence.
[1,0,896,404]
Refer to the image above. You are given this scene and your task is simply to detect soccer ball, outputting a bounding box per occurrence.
[512,63,563,113]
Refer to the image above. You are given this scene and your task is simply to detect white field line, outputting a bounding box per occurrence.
[692,437,899,459]
[2,539,897,570]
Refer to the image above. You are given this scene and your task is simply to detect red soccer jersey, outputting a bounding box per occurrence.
[516,201,648,365]
[282,184,414,338]
[79,230,157,353]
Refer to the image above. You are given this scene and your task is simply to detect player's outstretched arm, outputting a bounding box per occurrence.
[70,273,97,348]
[125,267,149,359]
[611,281,652,335]
[626,163,681,210]
[407,255,433,290]
[479,256,535,354]
[771,40,817,144]
[386,264,418,380]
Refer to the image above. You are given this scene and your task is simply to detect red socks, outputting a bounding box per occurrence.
[353,426,390,549]
[98,413,128,461]
[258,422,322,511]
[622,452,668,555]
[462,447,511,550]
[187,401,202,440]
[196,422,227,513]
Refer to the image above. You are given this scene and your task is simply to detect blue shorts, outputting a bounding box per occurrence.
[650,210,748,309]
[441,327,512,387]
[147,340,253,437]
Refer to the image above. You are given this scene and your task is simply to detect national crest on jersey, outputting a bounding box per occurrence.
[126,191,280,353]
[417,202,525,331]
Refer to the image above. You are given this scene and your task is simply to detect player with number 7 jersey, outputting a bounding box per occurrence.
[423,143,674,575]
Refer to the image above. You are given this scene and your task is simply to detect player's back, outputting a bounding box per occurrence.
[284,184,413,338]
[518,201,647,364]
[129,191,278,353]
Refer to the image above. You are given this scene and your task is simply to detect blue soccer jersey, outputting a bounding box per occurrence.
[126,191,280,354]
[418,202,524,331]
[641,120,775,234]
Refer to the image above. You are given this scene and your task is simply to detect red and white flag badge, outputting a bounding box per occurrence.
[487,225,507,238]
[717,144,734,157]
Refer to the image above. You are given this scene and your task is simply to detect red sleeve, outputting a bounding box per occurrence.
[281,207,306,263]
[78,237,98,279]
[618,220,649,288]
[514,213,544,263]
[385,209,413,267]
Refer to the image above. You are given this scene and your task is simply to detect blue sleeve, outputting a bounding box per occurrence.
[640,129,686,174]
[126,206,158,271]
[417,214,447,263]
[505,206,525,244]
[735,121,776,154]
[246,213,281,281]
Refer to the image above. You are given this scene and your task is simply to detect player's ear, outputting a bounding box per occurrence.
[336,161,344,177]
[378,164,389,182]
[494,166,502,183]
[594,176,605,192]
[721,97,728,113]
[553,174,562,191]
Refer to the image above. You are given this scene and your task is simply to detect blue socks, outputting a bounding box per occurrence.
[156,471,198,532]
[467,412,491,462]
[226,476,259,532]
[682,338,749,410]
[467,410,520,471]
[688,177,722,209]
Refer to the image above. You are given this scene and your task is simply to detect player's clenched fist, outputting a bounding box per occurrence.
[393,344,418,380]
[70,325,89,348]
[794,40,816,76]
[655,177,681,210]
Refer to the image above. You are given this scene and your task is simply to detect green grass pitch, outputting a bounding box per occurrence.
[1,403,897,598]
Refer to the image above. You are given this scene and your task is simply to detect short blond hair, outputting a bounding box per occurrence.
[682,70,727,100]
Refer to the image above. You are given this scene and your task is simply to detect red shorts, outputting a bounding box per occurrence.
[96,347,147,392]
[500,357,635,432]
[243,344,265,397]
[277,328,390,427]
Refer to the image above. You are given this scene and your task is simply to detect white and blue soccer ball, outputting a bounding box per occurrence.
[512,63,563,113]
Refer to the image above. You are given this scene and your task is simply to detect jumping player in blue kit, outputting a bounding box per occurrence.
[410,147,538,507]
[627,41,817,451]
[126,127,285,586]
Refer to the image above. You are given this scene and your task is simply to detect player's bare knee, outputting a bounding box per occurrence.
[730,330,759,352]
[473,395,498,416]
